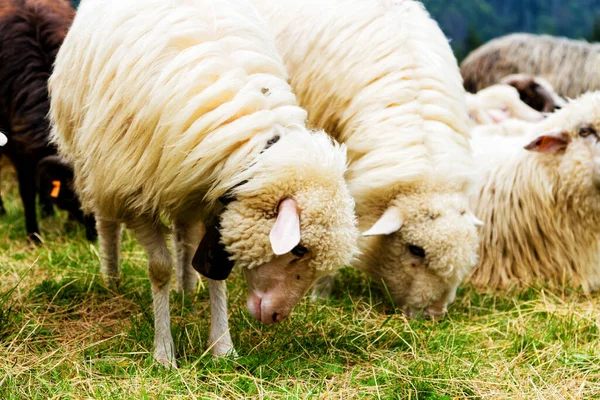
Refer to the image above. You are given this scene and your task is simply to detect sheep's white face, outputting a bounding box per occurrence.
[522,93,600,194]
[525,127,600,197]
[359,193,480,318]
[218,181,358,325]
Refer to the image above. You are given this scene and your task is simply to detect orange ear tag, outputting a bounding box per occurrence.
[50,180,61,198]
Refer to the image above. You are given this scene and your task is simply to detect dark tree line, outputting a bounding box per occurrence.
[421,0,600,60]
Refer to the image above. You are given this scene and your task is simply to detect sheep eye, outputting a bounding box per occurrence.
[408,245,425,258]
[579,125,597,138]
[291,244,308,258]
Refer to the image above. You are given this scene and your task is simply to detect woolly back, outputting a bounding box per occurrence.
[461,33,600,99]
[50,0,314,218]
[251,0,473,205]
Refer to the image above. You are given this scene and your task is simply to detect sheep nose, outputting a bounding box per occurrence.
[272,312,286,323]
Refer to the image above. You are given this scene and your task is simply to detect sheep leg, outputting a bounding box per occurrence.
[16,165,40,243]
[39,192,55,218]
[84,214,98,242]
[171,221,204,294]
[0,164,5,216]
[97,218,123,290]
[128,218,176,368]
[311,275,335,302]
[208,279,237,358]
[0,192,5,216]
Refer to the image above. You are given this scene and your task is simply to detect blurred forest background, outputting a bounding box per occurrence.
[68,0,600,61]
[420,0,600,61]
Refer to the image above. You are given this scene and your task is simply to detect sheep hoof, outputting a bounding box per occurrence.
[104,278,121,292]
[27,233,43,246]
[154,349,177,369]
[211,343,238,359]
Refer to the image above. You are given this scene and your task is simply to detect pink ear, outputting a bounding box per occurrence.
[270,198,301,255]
[524,130,570,153]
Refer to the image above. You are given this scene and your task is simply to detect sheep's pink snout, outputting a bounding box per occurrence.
[247,292,290,325]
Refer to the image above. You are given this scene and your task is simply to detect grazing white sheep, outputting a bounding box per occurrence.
[49,0,358,366]
[470,92,600,291]
[252,0,480,317]
[465,84,544,126]
[0,133,6,146]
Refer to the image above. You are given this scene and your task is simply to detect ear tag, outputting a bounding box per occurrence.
[50,180,61,198]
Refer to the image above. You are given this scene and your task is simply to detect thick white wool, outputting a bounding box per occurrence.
[49,0,359,365]
[251,0,479,314]
[50,0,331,218]
[49,0,358,274]
[252,0,474,204]
[470,92,600,291]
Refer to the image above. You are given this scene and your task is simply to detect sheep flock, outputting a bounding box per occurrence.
[0,0,598,370]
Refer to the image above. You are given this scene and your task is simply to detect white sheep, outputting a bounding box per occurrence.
[251,0,480,317]
[49,0,358,367]
[470,92,600,291]
[465,84,544,126]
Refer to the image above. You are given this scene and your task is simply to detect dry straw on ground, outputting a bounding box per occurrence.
[0,165,599,399]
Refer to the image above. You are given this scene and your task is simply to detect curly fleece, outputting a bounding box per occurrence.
[251,0,479,309]
[470,92,600,291]
[49,0,358,273]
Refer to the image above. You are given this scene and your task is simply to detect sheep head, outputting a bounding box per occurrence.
[211,130,359,325]
[523,92,600,193]
[359,190,480,318]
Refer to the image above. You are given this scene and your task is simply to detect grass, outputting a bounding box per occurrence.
[0,165,599,399]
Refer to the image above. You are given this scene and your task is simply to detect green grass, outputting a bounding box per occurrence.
[1,166,600,399]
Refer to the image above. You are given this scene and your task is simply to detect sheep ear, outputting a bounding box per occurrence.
[524,130,570,153]
[0,132,6,146]
[362,206,403,236]
[270,198,301,255]
[191,223,234,281]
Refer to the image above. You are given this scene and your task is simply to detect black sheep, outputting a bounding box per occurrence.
[0,0,95,242]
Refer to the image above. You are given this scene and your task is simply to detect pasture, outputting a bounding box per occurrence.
[0,165,599,399]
